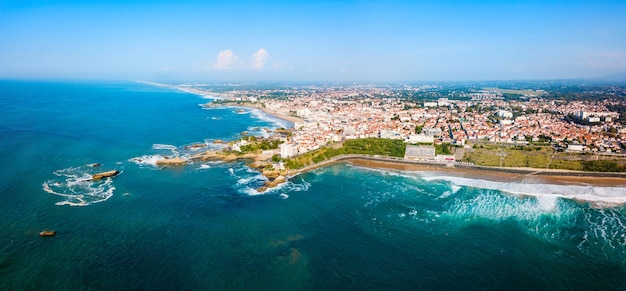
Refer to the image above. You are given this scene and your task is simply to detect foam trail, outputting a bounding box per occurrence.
[421,175,626,207]
[43,166,118,206]
[129,155,165,167]
[577,209,626,258]
[196,164,211,170]
[152,144,179,156]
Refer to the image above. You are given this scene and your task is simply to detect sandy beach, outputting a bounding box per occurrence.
[256,106,304,124]
[346,158,626,187]
[206,100,304,125]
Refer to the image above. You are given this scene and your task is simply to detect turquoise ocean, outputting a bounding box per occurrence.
[1,81,626,290]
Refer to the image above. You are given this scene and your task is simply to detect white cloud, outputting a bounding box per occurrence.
[213,49,239,70]
[251,48,270,70]
[209,48,278,71]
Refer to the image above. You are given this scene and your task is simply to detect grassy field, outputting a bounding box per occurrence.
[462,144,552,168]
[283,138,406,169]
[462,144,626,171]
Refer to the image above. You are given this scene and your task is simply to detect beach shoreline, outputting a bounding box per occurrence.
[345,158,626,187]
[286,154,626,187]
[284,155,626,208]
[210,101,304,125]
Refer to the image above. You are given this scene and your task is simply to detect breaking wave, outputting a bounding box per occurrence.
[42,166,119,206]
[421,174,626,207]
[129,155,165,168]
[347,164,626,259]
[248,108,293,129]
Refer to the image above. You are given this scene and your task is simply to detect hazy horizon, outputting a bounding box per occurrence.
[1,0,625,82]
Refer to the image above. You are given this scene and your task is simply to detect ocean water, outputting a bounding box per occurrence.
[1,81,626,290]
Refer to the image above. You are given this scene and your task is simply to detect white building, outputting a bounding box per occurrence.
[404,145,436,160]
[407,134,434,144]
[280,143,298,158]
[296,108,312,118]
[497,110,513,119]
[588,116,600,123]
[423,128,442,137]
[424,101,438,108]
[567,143,584,152]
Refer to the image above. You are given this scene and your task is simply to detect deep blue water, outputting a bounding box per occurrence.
[1,81,626,290]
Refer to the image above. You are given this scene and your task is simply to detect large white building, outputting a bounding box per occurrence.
[280,143,298,158]
[404,145,436,160]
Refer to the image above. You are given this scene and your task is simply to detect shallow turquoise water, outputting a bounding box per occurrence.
[1,81,625,290]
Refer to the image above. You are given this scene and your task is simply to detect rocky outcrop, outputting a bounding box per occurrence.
[191,150,224,161]
[91,170,120,180]
[185,143,206,150]
[223,154,239,162]
[155,156,188,166]
[262,169,282,179]
[258,175,287,192]
[250,161,271,169]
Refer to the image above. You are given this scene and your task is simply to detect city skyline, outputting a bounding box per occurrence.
[1,0,625,82]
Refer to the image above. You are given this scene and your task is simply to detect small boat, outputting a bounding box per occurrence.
[39,230,56,237]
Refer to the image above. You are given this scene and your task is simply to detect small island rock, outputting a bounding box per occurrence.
[91,170,120,180]
[155,156,188,166]
[39,230,56,237]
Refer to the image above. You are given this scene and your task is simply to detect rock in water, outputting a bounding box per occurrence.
[39,230,56,237]
[258,175,287,192]
[91,170,120,180]
[155,156,188,166]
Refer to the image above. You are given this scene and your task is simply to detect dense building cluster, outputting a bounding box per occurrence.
[198,84,626,156]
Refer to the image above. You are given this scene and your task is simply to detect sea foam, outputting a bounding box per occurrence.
[247,108,293,129]
[129,155,165,168]
[421,174,626,208]
[43,166,118,206]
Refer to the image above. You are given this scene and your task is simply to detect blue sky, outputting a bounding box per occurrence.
[0,0,625,81]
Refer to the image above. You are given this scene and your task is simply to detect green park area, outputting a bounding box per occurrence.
[283,138,405,169]
[462,143,626,172]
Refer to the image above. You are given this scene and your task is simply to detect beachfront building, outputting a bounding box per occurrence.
[404,145,436,160]
[567,143,584,152]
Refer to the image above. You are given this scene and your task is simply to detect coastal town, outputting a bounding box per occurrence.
[187,82,626,161]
